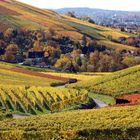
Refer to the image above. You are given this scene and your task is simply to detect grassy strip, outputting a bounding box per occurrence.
[88,92,116,105]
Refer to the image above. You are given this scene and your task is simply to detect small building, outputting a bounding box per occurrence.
[37,62,47,68]
[28,47,44,59]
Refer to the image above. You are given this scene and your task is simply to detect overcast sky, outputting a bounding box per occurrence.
[17,0,140,11]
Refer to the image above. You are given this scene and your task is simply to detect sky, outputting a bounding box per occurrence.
[17,0,140,11]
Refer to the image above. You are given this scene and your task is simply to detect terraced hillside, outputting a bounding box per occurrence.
[0,105,140,140]
[0,63,90,115]
[68,65,140,97]
[0,66,60,86]
[0,62,72,86]
[0,85,88,114]
[0,0,137,51]
[42,71,107,81]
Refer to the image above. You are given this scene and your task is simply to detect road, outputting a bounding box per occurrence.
[55,85,65,88]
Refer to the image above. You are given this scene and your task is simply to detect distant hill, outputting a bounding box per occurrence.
[55,7,140,25]
[0,0,138,50]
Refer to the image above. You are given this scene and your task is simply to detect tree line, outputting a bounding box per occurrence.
[0,27,140,72]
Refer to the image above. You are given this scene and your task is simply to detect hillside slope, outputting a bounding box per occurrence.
[0,105,140,139]
[0,0,137,50]
[68,65,140,97]
[55,7,140,25]
[0,62,65,86]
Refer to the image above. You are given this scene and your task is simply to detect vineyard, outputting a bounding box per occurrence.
[0,63,139,139]
[43,71,104,81]
[0,105,140,140]
[0,85,88,114]
[68,65,140,97]
[0,0,140,139]
[0,0,138,52]
[0,109,12,121]
[0,62,68,86]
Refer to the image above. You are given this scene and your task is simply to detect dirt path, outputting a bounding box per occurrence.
[54,85,65,88]
[114,93,140,107]
[55,84,108,108]
[0,66,69,82]
[93,98,108,108]
[13,114,29,119]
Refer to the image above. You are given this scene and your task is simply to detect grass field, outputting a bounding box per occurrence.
[63,15,129,39]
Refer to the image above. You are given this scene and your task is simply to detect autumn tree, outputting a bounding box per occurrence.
[4,44,19,62]
[82,16,95,24]
[33,41,41,51]
[44,45,60,65]
[55,54,70,70]
[122,56,140,67]
[66,12,76,18]
[81,35,87,47]
[4,28,18,41]
[46,28,56,41]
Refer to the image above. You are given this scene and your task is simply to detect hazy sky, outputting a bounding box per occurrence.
[17,0,140,11]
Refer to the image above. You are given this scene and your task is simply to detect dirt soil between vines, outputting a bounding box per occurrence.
[115,94,140,106]
[0,67,69,82]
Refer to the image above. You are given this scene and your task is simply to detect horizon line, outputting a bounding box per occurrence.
[51,7,140,12]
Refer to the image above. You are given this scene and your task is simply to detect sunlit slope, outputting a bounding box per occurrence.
[68,65,140,97]
[0,105,140,139]
[0,0,137,50]
[0,85,88,114]
[0,63,60,86]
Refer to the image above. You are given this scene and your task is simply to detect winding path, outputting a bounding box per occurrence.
[13,114,28,119]
[93,98,108,108]
[55,85,108,108]
[12,76,107,119]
